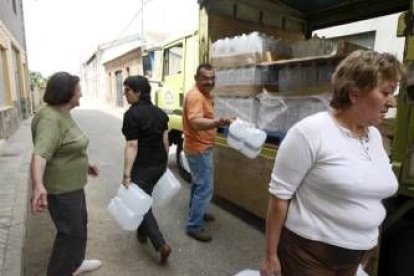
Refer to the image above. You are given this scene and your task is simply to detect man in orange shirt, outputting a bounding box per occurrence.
[183,64,230,242]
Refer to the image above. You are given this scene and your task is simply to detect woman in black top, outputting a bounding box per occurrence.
[121,75,171,265]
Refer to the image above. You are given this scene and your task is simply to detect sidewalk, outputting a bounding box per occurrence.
[0,119,31,276]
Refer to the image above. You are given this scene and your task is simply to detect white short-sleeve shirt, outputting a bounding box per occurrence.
[269,111,398,250]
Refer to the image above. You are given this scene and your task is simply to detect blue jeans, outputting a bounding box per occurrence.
[185,148,214,232]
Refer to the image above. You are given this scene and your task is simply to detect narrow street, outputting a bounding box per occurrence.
[24,102,265,276]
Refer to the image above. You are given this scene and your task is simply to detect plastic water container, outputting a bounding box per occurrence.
[227,119,245,151]
[152,169,181,207]
[233,269,260,276]
[227,119,267,159]
[180,151,191,172]
[357,265,369,276]
[117,184,153,215]
[241,127,267,159]
[107,197,143,231]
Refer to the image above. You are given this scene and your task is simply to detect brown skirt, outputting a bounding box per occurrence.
[278,228,367,276]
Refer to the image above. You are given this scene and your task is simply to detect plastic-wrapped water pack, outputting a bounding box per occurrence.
[257,92,331,133]
[214,96,259,125]
[214,66,264,97]
[211,32,292,67]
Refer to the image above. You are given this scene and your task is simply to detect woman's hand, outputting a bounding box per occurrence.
[88,163,99,177]
[122,174,131,188]
[30,155,48,213]
[31,184,48,213]
[260,255,282,276]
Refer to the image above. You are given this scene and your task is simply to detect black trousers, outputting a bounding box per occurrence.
[47,189,87,276]
[133,164,166,251]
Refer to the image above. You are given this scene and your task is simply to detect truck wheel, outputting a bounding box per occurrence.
[176,137,191,183]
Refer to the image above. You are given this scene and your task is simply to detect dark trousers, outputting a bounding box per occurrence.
[133,164,166,251]
[47,189,87,276]
[279,228,366,276]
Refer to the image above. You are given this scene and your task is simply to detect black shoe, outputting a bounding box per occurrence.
[159,243,171,265]
[203,213,215,222]
[186,228,212,242]
[136,231,148,244]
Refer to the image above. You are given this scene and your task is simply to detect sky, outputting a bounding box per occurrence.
[23,0,199,77]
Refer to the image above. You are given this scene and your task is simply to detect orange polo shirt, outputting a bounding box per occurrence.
[183,87,216,154]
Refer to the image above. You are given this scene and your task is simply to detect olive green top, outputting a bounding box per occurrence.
[31,105,89,194]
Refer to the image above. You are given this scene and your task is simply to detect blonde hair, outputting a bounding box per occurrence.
[330,50,405,110]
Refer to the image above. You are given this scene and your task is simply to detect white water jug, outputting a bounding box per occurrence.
[117,184,153,215]
[152,169,181,207]
[107,197,143,231]
[227,119,267,159]
[240,126,267,159]
[233,269,260,276]
[227,119,245,151]
[356,265,369,276]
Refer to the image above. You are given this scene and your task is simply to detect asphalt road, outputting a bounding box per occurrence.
[25,105,265,276]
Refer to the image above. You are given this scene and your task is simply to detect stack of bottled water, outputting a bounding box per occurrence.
[262,61,336,93]
[215,66,264,88]
[211,32,292,67]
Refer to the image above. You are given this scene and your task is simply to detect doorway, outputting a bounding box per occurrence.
[115,70,123,107]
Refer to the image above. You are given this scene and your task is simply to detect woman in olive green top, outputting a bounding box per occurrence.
[30,72,102,276]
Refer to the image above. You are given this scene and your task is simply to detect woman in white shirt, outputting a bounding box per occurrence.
[260,50,405,276]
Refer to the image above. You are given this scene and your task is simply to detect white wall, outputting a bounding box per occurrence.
[314,13,404,61]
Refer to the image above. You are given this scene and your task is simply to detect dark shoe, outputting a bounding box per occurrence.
[136,231,148,244]
[203,213,215,222]
[159,243,171,265]
[186,228,212,242]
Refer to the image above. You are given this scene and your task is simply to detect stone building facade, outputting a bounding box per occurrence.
[0,0,31,139]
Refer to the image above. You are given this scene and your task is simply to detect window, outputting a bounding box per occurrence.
[143,52,154,78]
[12,47,22,115]
[115,70,123,107]
[12,0,17,14]
[163,44,183,76]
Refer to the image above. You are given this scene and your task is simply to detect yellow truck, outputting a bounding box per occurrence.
[144,0,414,274]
